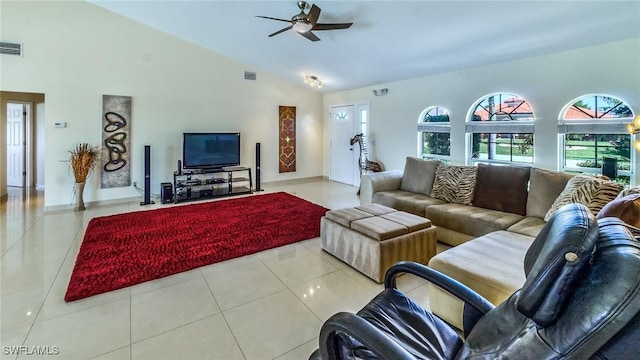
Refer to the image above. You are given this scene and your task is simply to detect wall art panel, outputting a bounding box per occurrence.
[279,106,296,173]
[101,95,131,188]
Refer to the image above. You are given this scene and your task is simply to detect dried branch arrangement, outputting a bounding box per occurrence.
[69,143,100,183]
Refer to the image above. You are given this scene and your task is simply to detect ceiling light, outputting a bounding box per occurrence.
[292,21,313,33]
[304,75,322,88]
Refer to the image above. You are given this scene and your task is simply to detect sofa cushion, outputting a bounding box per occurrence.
[473,163,530,215]
[544,175,623,221]
[325,208,374,228]
[596,194,640,228]
[399,157,440,195]
[351,216,408,241]
[507,217,546,238]
[428,230,533,306]
[431,165,477,205]
[373,190,446,217]
[526,168,574,219]
[425,203,524,237]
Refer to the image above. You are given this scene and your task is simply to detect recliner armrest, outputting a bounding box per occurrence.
[359,170,403,205]
[385,261,495,335]
[316,312,415,360]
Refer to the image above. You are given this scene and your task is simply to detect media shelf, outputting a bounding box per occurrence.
[173,166,252,204]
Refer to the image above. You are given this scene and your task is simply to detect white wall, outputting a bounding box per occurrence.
[0,1,324,207]
[324,38,640,185]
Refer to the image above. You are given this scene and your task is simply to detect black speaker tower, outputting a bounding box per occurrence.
[255,142,263,191]
[140,145,155,205]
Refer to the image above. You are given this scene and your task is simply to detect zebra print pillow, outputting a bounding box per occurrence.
[589,182,625,214]
[544,175,623,221]
[431,165,478,205]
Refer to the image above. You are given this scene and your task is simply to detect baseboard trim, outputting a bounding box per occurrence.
[261,176,325,188]
[45,195,143,212]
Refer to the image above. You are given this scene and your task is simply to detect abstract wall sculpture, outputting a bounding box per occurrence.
[279,106,296,173]
[101,95,131,188]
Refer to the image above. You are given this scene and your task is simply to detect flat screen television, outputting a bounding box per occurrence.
[183,132,240,170]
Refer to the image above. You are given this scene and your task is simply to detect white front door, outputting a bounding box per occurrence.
[330,105,357,185]
[7,103,25,187]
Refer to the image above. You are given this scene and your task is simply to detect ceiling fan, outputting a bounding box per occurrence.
[256,1,353,42]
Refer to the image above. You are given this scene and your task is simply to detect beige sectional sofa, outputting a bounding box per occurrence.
[359,156,625,329]
[361,157,574,247]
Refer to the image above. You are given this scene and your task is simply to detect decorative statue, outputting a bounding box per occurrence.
[349,133,383,194]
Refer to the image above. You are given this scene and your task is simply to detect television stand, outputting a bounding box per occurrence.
[173,166,252,204]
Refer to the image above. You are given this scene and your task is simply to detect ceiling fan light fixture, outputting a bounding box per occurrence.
[292,21,313,33]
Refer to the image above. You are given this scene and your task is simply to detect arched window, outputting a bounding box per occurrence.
[559,94,634,183]
[466,93,535,164]
[418,106,450,162]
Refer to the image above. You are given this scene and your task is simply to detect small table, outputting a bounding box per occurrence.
[321,204,437,283]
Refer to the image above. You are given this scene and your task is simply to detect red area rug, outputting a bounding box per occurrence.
[65,192,328,301]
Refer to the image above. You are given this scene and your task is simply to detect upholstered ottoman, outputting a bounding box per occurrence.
[321,204,437,283]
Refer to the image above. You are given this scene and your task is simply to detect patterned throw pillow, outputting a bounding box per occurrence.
[544,175,623,221]
[431,165,478,205]
[589,181,625,214]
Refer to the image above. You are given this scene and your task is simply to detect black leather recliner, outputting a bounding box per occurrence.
[310,203,640,359]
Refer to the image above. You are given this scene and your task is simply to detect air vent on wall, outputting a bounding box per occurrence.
[244,71,257,80]
[0,42,22,56]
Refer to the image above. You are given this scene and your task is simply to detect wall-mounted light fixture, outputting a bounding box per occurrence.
[627,115,640,151]
[372,88,388,96]
[304,75,322,88]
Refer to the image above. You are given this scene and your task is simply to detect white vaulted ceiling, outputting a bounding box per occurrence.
[89,1,640,93]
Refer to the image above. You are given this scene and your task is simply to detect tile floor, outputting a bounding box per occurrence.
[1,179,433,360]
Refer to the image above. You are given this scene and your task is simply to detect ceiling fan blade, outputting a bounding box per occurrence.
[307,4,321,25]
[269,25,293,37]
[312,22,353,31]
[299,30,320,42]
[255,15,291,23]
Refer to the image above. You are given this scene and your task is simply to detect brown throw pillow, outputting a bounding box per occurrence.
[473,163,530,215]
[596,194,640,228]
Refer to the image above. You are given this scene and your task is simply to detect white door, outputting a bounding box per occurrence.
[7,103,25,187]
[330,105,357,185]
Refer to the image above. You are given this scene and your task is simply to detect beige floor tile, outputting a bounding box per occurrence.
[21,298,130,360]
[204,261,286,310]
[339,266,385,293]
[129,268,203,297]
[274,338,318,360]
[130,277,220,342]
[0,326,30,360]
[261,248,339,287]
[90,346,130,360]
[224,290,322,360]
[131,314,244,360]
[290,271,376,321]
[198,253,260,276]
[0,287,46,331]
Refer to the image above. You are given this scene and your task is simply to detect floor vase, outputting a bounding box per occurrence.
[75,182,86,211]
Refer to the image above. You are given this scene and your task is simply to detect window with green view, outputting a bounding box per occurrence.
[468,93,535,164]
[560,95,633,183]
[419,106,450,162]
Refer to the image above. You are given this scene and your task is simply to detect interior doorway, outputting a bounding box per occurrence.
[329,102,370,187]
[6,102,30,187]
